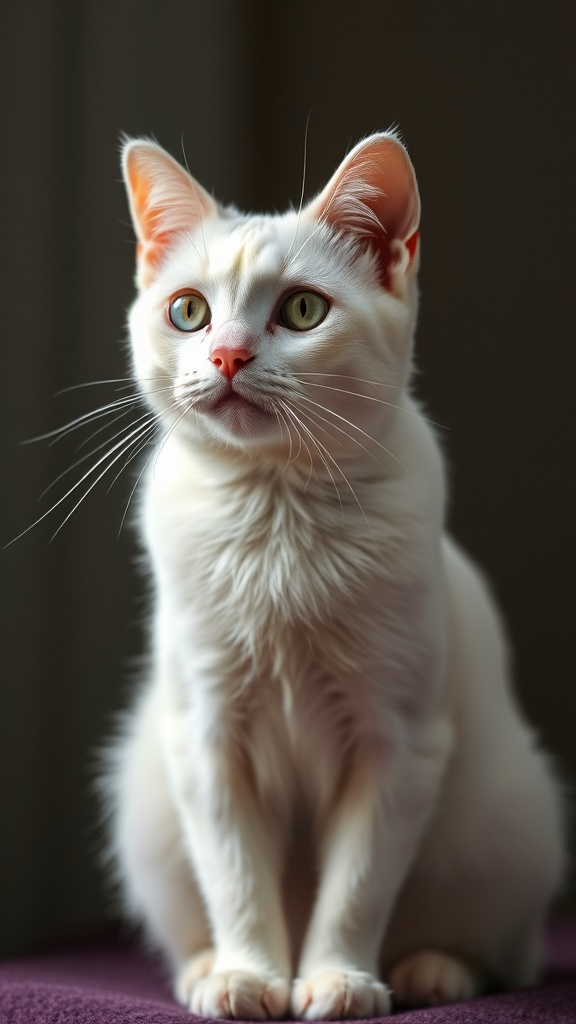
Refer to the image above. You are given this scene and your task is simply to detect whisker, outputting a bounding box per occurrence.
[289,397,344,449]
[297,392,419,483]
[54,376,172,396]
[48,421,158,543]
[285,404,309,473]
[23,396,142,445]
[115,440,155,539]
[75,407,133,452]
[6,417,159,547]
[150,399,198,484]
[183,229,204,263]
[24,384,175,446]
[272,404,296,468]
[279,400,345,520]
[284,109,312,266]
[293,377,441,424]
[277,400,315,488]
[295,377,407,411]
[291,395,385,471]
[105,420,161,494]
[39,410,159,499]
[112,418,174,538]
[293,371,403,390]
[55,378,134,395]
[284,218,327,273]
[293,373,447,429]
[115,401,192,540]
[306,421,371,530]
[181,135,208,262]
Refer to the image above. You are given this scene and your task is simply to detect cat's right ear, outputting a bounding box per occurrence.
[122,138,216,288]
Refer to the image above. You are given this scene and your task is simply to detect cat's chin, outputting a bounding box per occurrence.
[203,394,278,446]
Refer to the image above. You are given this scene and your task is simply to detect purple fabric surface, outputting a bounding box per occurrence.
[1,924,575,1023]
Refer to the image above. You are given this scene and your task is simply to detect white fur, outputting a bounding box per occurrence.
[107,133,565,1019]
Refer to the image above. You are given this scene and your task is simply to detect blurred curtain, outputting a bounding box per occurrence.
[0,0,259,956]
[1,0,574,956]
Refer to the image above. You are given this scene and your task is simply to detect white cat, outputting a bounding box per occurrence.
[108,131,565,1019]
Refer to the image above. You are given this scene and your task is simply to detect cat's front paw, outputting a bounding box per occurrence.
[292,969,392,1020]
[182,969,290,1020]
[175,948,216,1004]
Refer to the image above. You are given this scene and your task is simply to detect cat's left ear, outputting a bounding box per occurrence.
[306,131,420,289]
[122,137,217,287]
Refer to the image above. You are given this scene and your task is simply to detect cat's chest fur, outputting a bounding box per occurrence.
[144,434,423,639]
[142,433,443,771]
[142,439,403,807]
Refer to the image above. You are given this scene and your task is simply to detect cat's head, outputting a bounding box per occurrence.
[122,132,420,466]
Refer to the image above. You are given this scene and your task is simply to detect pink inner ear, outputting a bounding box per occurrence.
[123,140,217,283]
[129,170,156,241]
[307,133,420,289]
[405,231,419,262]
[124,147,170,245]
[136,235,172,276]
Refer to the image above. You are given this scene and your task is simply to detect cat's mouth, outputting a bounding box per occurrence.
[173,374,278,442]
[212,393,258,412]
[204,386,274,437]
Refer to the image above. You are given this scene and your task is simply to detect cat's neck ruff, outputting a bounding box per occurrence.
[148,407,428,515]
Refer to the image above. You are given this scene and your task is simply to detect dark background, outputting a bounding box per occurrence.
[1,0,574,957]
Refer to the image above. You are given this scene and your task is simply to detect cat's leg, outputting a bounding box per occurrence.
[292,717,453,1020]
[381,544,565,1008]
[382,729,564,1007]
[160,707,292,1020]
[112,685,212,969]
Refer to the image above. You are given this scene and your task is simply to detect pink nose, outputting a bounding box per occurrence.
[209,347,254,380]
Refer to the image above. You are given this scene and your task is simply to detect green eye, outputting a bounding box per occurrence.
[168,293,210,332]
[279,291,329,331]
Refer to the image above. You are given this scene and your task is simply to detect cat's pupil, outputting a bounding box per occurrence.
[299,297,307,319]
[187,300,194,319]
